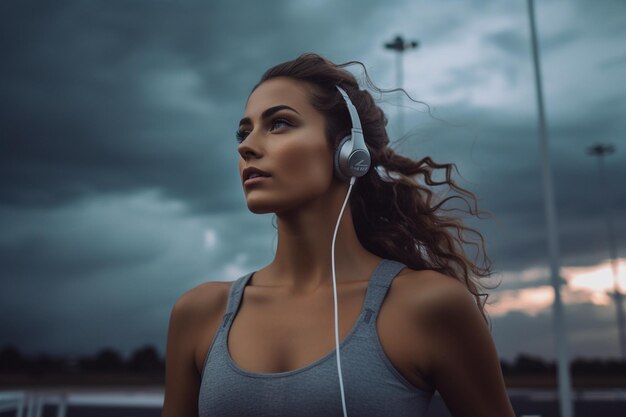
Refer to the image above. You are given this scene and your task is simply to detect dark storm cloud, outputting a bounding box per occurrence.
[1,0,280,212]
[599,52,626,69]
[484,27,580,57]
[401,96,626,273]
[492,300,622,361]
[0,202,167,279]
[0,0,397,213]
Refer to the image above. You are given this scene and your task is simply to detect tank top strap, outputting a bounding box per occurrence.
[218,260,407,329]
[361,259,407,324]
[220,271,254,331]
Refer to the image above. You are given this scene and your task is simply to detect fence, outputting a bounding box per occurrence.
[0,390,163,417]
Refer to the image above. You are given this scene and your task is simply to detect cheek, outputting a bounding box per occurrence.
[278,141,333,190]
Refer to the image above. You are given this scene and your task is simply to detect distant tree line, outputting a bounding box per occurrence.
[500,353,626,376]
[1,345,625,377]
[0,344,164,374]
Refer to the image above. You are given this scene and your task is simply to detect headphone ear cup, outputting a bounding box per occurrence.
[333,135,353,182]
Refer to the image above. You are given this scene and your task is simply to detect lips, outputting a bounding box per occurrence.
[242,166,271,182]
[247,172,269,179]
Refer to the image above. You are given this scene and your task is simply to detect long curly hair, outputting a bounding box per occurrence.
[249,53,495,323]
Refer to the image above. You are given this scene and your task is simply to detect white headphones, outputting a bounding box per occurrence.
[333,85,372,181]
[331,85,370,417]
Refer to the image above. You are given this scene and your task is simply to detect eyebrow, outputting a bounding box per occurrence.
[238,105,300,127]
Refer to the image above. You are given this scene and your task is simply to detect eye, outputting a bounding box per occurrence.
[269,118,292,131]
[235,129,248,144]
[235,118,293,144]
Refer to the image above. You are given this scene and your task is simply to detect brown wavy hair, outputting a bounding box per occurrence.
[250,53,495,323]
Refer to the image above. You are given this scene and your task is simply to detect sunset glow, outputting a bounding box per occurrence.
[487,286,554,316]
[562,259,626,297]
[488,258,626,316]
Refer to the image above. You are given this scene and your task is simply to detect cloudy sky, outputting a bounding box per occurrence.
[1,0,625,363]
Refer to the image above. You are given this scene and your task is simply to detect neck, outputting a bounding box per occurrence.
[262,185,382,294]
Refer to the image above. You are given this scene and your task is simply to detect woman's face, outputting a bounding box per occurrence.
[237,77,336,214]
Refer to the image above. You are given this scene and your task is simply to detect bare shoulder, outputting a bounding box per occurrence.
[169,280,234,352]
[173,280,233,319]
[162,280,234,417]
[395,268,480,323]
[394,270,515,416]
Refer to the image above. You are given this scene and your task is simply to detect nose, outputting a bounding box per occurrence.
[237,135,263,161]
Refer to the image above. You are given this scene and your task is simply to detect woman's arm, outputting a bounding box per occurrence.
[417,273,516,417]
[162,282,230,417]
[161,294,202,417]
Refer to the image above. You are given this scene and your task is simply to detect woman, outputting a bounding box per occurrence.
[162,53,516,417]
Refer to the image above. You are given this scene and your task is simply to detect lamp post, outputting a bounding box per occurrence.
[526,1,574,416]
[384,35,418,139]
[586,143,625,358]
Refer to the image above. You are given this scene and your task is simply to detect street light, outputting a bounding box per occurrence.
[526,1,574,416]
[384,35,419,138]
[586,143,625,359]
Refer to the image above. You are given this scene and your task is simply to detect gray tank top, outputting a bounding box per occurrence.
[198,258,434,416]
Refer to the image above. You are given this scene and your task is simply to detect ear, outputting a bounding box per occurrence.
[334,131,350,144]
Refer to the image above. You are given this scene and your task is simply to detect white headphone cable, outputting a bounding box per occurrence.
[331,175,357,417]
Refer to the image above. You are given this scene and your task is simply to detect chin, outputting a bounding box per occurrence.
[244,194,305,215]
[246,204,275,214]
[244,197,279,214]
[244,185,326,215]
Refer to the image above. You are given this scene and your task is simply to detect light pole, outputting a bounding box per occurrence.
[384,35,418,139]
[586,143,625,358]
[526,1,574,416]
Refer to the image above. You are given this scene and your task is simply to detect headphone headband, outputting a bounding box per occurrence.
[335,86,362,130]
[334,85,371,181]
